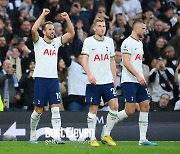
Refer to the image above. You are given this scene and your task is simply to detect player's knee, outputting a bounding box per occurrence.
[125,108,135,116]
[140,104,150,112]
[110,104,119,111]
[34,106,43,114]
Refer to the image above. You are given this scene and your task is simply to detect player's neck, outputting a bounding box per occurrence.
[43,37,52,44]
[93,34,104,41]
[130,33,139,41]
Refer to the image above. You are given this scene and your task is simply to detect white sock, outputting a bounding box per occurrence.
[117,110,128,121]
[103,109,118,136]
[139,112,148,141]
[30,110,41,132]
[87,112,97,140]
[51,107,61,129]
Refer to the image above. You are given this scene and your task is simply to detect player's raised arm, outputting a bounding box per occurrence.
[123,53,146,85]
[110,57,117,88]
[31,8,50,42]
[61,12,75,44]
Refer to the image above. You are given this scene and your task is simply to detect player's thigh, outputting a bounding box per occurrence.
[34,78,48,107]
[102,83,118,108]
[48,78,61,105]
[121,82,138,103]
[85,84,101,105]
[136,84,151,103]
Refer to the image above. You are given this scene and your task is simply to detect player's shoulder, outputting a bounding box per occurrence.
[104,36,113,41]
[34,36,43,44]
[122,36,132,44]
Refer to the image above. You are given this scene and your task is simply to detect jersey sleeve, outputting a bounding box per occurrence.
[110,38,115,57]
[33,37,43,52]
[81,38,90,56]
[121,40,131,55]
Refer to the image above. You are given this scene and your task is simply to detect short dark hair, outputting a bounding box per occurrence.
[132,20,145,30]
[160,93,170,99]
[42,21,53,31]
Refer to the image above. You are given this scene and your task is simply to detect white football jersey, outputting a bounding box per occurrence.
[121,36,144,83]
[81,36,115,84]
[33,37,62,78]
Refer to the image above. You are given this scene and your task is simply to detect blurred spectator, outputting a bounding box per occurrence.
[112,27,125,50]
[61,47,88,111]
[0,18,12,43]
[44,0,62,22]
[157,4,174,29]
[0,36,9,62]
[174,61,180,91]
[0,60,21,111]
[169,26,180,59]
[149,56,174,111]
[19,59,35,111]
[0,0,15,21]
[9,47,22,81]
[171,8,180,36]
[17,20,33,50]
[114,13,131,37]
[110,0,124,16]
[69,1,90,34]
[174,91,180,110]
[114,49,124,111]
[156,93,173,111]
[122,0,143,21]
[53,22,63,37]
[60,0,73,13]
[22,0,41,18]
[153,19,171,40]
[164,45,178,71]
[150,57,158,70]
[150,36,167,58]
[57,57,67,110]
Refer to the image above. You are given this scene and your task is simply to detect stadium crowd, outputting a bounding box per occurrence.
[0,0,180,112]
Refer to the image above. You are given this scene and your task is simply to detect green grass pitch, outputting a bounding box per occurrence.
[1,141,180,154]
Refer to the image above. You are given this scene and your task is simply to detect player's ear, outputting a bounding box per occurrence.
[42,29,46,35]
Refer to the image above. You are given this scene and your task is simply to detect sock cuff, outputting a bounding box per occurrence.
[31,110,41,119]
[109,109,118,116]
[88,112,96,119]
[139,112,148,122]
[51,107,60,113]
[51,107,60,119]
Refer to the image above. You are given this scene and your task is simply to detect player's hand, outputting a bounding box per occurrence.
[114,79,117,89]
[136,75,146,85]
[88,74,97,85]
[42,8,50,16]
[60,12,70,20]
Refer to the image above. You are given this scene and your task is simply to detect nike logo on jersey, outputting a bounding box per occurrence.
[92,48,96,50]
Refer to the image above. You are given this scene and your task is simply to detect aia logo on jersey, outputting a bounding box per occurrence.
[94,54,109,61]
[43,49,56,56]
[135,54,143,60]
